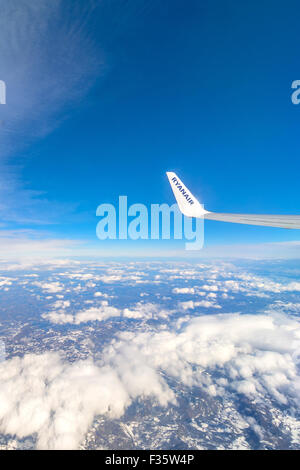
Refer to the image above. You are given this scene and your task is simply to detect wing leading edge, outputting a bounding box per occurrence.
[166,172,300,229]
[204,212,300,229]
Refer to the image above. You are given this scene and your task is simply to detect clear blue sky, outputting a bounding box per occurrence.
[1,0,300,257]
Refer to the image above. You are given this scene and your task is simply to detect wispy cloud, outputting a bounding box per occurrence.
[0,0,103,224]
[0,0,102,155]
[0,231,81,260]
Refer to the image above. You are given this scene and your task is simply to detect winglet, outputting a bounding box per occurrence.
[166,172,208,218]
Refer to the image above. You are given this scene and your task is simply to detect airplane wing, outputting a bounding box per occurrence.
[204,212,300,229]
[166,172,300,229]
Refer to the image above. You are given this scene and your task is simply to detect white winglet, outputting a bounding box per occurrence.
[166,172,208,218]
[167,171,300,229]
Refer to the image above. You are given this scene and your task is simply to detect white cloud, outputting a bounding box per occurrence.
[42,300,122,325]
[105,313,300,406]
[179,300,221,310]
[0,236,83,260]
[172,287,195,294]
[43,300,174,325]
[94,292,111,299]
[207,292,217,299]
[1,311,300,449]
[62,273,95,281]
[222,277,300,295]
[266,301,300,315]
[42,311,74,325]
[0,277,13,289]
[74,303,121,324]
[201,285,219,292]
[122,302,171,320]
[0,352,174,450]
[56,270,146,285]
[33,281,63,293]
[51,300,70,310]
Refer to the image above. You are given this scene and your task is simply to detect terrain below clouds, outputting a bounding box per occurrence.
[0,259,300,449]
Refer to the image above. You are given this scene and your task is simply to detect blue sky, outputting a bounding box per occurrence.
[1,0,300,258]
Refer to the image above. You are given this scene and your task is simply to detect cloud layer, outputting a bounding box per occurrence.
[1,311,300,449]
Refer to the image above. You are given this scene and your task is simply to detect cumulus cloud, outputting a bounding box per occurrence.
[33,281,64,293]
[175,267,300,299]
[0,277,13,289]
[222,277,300,295]
[266,301,300,315]
[2,310,300,449]
[122,302,172,320]
[94,292,111,299]
[201,284,219,292]
[56,270,146,285]
[172,287,195,294]
[43,301,173,325]
[104,313,300,405]
[42,311,74,325]
[42,300,122,325]
[74,303,121,324]
[0,352,174,450]
[4,259,300,449]
[178,300,221,310]
[51,300,70,310]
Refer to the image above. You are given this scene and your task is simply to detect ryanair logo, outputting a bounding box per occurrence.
[172,177,194,205]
